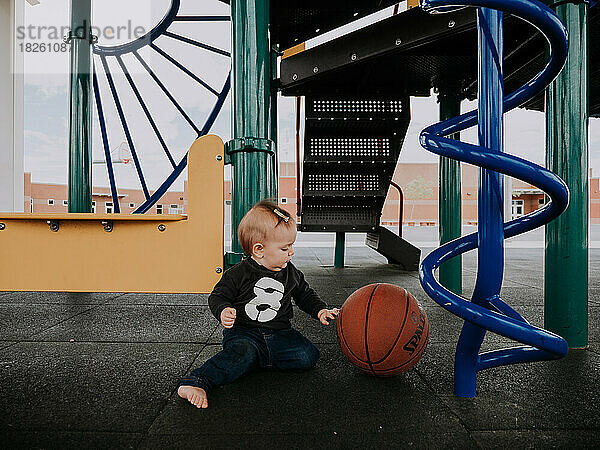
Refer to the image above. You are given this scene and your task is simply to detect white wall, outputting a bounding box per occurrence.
[504,175,513,221]
[0,0,24,212]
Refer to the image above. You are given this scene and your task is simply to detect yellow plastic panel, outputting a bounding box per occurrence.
[282,42,306,59]
[0,135,224,293]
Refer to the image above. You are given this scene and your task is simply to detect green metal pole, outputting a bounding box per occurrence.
[544,0,588,348]
[67,0,93,213]
[334,232,345,268]
[270,46,279,201]
[438,91,462,295]
[226,0,275,267]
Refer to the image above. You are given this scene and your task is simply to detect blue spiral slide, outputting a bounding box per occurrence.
[418,0,570,397]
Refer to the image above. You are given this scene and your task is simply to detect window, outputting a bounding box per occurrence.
[538,198,545,208]
[63,200,68,206]
[156,204,163,214]
[512,200,524,219]
[129,203,135,208]
[169,204,179,214]
[280,198,287,204]
[105,202,113,214]
[47,199,54,205]
[92,201,96,213]
[30,198,33,213]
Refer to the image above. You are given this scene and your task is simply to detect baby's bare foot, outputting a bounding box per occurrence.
[178,385,208,409]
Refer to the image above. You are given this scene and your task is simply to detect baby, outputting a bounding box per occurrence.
[178,200,339,408]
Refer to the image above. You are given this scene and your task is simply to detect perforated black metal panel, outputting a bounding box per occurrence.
[310,99,405,116]
[306,172,387,195]
[309,137,391,159]
[302,202,381,232]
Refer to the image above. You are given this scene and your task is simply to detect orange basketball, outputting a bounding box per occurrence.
[336,283,429,376]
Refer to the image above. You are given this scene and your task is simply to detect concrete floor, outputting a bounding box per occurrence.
[0,242,598,449]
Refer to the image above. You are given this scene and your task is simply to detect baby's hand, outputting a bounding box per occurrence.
[318,308,340,325]
[220,307,236,328]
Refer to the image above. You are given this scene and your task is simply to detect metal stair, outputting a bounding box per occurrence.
[299,95,421,269]
[365,226,421,271]
[300,96,409,232]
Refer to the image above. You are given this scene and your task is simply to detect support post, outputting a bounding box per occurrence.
[226,0,275,267]
[271,45,279,201]
[544,0,588,348]
[334,232,345,268]
[455,8,503,397]
[67,0,93,213]
[0,0,24,213]
[438,90,462,295]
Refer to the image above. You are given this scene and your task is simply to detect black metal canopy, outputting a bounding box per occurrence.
[269,1,400,50]
[221,1,399,50]
[278,4,600,117]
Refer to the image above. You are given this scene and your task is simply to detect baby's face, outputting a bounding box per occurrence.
[257,227,296,271]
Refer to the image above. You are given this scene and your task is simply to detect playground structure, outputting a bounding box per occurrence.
[279,0,595,396]
[0,0,597,398]
[419,0,570,397]
[0,135,224,293]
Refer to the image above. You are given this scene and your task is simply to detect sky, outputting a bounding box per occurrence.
[21,0,600,194]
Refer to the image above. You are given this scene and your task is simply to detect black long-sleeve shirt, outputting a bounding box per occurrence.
[208,257,328,330]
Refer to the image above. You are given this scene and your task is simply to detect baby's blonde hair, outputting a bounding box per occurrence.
[238,200,296,255]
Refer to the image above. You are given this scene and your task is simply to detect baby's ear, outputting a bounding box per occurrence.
[252,242,264,258]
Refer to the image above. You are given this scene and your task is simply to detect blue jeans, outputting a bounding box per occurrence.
[179,325,320,392]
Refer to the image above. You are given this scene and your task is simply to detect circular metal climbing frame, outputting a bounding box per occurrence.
[92,0,231,213]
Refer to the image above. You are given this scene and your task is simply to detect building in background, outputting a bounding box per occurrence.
[26,164,600,225]
[24,173,185,215]
[276,163,600,226]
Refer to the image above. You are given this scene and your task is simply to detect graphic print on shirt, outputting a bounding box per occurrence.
[245,277,285,322]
